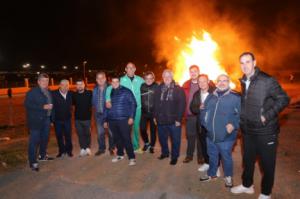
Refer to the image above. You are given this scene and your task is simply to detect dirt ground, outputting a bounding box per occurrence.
[0,84,299,199]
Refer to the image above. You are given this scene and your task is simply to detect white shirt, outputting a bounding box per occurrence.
[59,90,67,100]
[201,91,209,103]
[245,79,251,91]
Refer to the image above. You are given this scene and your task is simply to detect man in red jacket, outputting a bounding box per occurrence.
[182,65,202,164]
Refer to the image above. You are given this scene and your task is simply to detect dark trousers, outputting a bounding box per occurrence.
[185,116,201,158]
[199,125,209,163]
[140,114,157,147]
[242,133,278,195]
[75,120,91,149]
[95,113,114,152]
[158,124,181,159]
[54,119,73,154]
[109,119,135,159]
[28,117,51,165]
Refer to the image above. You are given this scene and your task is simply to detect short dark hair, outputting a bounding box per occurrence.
[198,74,209,81]
[239,52,255,61]
[110,73,121,80]
[75,79,84,83]
[189,65,200,71]
[38,73,49,80]
[143,71,155,79]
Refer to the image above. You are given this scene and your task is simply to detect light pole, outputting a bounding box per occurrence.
[83,61,87,84]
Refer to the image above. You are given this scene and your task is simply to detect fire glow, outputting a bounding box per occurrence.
[172,31,235,88]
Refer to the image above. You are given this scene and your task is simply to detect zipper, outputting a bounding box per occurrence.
[212,98,220,142]
[147,87,150,113]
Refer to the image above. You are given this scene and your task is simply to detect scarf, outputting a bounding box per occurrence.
[160,81,175,101]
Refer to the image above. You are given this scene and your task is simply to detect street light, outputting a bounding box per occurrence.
[62,65,67,70]
[40,65,45,69]
[74,66,79,70]
[22,63,30,69]
[83,61,87,83]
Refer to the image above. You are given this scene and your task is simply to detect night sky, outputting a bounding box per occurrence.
[0,0,299,71]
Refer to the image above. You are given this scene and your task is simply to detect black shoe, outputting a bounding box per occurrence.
[142,144,151,152]
[200,174,217,182]
[30,163,39,172]
[67,152,73,157]
[56,153,65,158]
[170,158,178,165]
[95,150,105,156]
[158,154,169,160]
[149,147,154,154]
[39,155,54,161]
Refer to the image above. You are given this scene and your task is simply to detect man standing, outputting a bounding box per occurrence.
[52,79,73,158]
[106,62,144,153]
[154,69,186,165]
[231,52,290,199]
[140,71,158,153]
[182,65,202,164]
[190,74,215,172]
[104,75,137,166]
[24,73,54,171]
[199,74,240,188]
[72,79,93,157]
[92,72,114,156]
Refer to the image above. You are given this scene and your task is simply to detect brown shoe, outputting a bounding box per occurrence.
[109,149,115,156]
[183,157,193,163]
[197,157,204,165]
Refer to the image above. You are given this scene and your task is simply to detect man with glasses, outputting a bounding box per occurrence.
[140,71,158,153]
[200,74,240,188]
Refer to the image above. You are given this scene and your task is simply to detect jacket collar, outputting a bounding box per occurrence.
[213,88,231,97]
[239,67,260,83]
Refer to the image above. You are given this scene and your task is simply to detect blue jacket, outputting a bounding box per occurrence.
[105,86,137,121]
[202,89,241,143]
[92,84,108,113]
[24,87,52,130]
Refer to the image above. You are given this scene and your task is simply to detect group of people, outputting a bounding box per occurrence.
[24,52,290,199]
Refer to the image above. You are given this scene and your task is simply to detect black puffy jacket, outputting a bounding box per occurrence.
[240,67,290,135]
[141,82,158,117]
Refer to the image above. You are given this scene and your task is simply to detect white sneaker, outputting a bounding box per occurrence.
[258,193,271,199]
[128,159,136,166]
[224,176,233,188]
[85,148,92,156]
[79,149,87,157]
[231,184,255,194]
[198,163,209,172]
[216,167,221,177]
[112,156,124,163]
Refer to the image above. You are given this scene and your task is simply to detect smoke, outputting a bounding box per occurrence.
[152,0,300,79]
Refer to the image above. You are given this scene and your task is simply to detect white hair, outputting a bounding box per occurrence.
[162,69,174,78]
[60,79,69,84]
[216,74,230,81]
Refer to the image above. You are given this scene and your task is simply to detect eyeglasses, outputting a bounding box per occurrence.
[217,80,229,83]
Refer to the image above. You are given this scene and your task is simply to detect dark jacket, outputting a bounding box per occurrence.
[24,87,52,130]
[92,84,109,114]
[105,86,137,121]
[72,90,93,121]
[141,82,158,117]
[239,67,290,135]
[153,82,186,125]
[202,89,241,143]
[183,80,216,117]
[190,84,216,115]
[52,90,73,122]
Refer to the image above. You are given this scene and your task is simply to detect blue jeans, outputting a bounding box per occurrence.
[109,119,135,159]
[28,117,51,165]
[157,124,182,159]
[207,138,235,177]
[95,113,114,152]
[54,119,73,154]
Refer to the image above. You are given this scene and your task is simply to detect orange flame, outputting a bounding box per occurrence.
[172,30,235,88]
